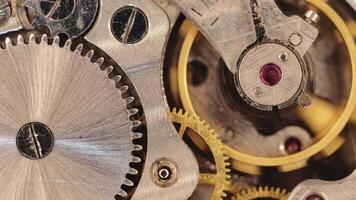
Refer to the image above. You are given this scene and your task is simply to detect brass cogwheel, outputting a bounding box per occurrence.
[168,108,230,200]
[234,186,289,200]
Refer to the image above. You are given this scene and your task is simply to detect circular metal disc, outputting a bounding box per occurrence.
[0,37,135,199]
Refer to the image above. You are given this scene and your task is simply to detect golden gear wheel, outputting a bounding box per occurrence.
[234,186,289,200]
[168,108,230,200]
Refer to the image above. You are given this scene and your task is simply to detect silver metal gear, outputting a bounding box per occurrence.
[0,34,144,199]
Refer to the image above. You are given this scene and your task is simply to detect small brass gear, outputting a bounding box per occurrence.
[234,186,289,200]
[168,108,230,200]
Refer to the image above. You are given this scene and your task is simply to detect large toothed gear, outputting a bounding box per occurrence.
[234,186,289,200]
[168,108,230,200]
[0,34,145,199]
[23,0,98,38]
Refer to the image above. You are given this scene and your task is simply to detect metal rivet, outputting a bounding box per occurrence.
[289,33,303,46]
[253,87,263,97]
[151,158,178,187]
[111,6,149,44]
[39,0,75,20]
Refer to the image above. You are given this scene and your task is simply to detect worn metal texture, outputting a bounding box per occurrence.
[23,0,98,38]
[0,35,141,200]
[171,0,318,73]
[85,0,199,199]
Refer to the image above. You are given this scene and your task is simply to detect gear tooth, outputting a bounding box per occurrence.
[128,167,139,175]
[17,35,24,44]
[242,190,248,195]
[221,192,227,197]
[282,189,288,195]
[64,40,72,49]
[225,175,231,181]
[125,96,135,104]
[130,156,141,163]
[5,37,12,47]
[74,44,83,54]
[173,107,179,113]
[105,66,114,75]
[131,120,142,128]
[128,108,139,116]
[29,33,36,43]
[85,50,94,59]
[113,75,122,84]
[117,189,128,198]
[41,34,48,43]
[95,57,104,66]
[178,109,184,115]
[123,178,134,186]
[239,186,289,199]
[119,85,129,93]
[171,107,177,113]
[266,186,271,192]
[133,144,143,151]
[226,168,231,173]
[132,132,143,139]
[53,36,60,45]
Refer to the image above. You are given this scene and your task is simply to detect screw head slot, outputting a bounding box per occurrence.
[16,122,54,160]
[111,6,149,44]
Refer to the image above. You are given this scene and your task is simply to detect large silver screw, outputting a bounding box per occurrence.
[111,6,149,44]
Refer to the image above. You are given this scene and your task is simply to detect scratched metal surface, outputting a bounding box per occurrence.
[0,37,136,200]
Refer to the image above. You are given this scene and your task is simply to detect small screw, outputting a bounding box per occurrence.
[289,33,302,46]
[305,10,320,24]
[253,87,263,97]
[111,6,148,44]
[279,52,289,62]
[305,193,324,200]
